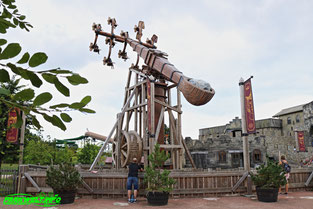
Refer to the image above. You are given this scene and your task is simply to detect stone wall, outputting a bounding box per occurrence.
[303,101,313,147]
[187,116,313,169]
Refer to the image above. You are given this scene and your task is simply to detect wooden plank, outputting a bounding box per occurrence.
[154,106,164,145]
[24,172,41,192]
[135,74,138,132]
[154,99,182,114]
[159,144,183,149]
[26,187,53,193]
[139,91,142,138]
[126,79,146,91]
[166,83,177,90]
[82,179,94,193]
[129,68,147,79]
[126,102,147,112]
[116,113,122,169]
[149,81,155,157]
[232,171,248,192]
[172,187,246,194]
[177,89,182,169]
[28,164,48,169]
[305,170,313,187]
[181,136,196,168]
[289,182,313,188]
[142,83,148,168]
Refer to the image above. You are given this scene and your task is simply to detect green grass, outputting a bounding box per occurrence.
[0,164,18,170]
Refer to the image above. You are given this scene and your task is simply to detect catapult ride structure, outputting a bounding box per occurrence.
[88,18,215,171]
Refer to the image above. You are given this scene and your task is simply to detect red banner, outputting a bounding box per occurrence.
[147,80,151,133]
[297,131,306,152]
[6,108,20,144]
[244,78,256,134]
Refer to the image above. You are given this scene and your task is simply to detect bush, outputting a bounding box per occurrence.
[144,144,176,193]
[251,159,287,189]
[46,163,81,192]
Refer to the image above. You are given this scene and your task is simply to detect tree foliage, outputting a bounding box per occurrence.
[0,76,24,167]
[24,139,76,165]
[23,139,54,165]
[0,0,95,132]
[77,142,100,164]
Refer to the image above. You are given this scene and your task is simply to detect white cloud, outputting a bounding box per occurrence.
[7,0,313,140]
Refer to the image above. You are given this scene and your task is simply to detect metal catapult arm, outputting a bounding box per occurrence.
[90,19,215,106]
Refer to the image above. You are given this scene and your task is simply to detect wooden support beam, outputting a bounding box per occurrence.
[116,113,122,169]
[305,170,313,187]
[26,187,53,193]
[142,83,148,168]
[124,70,132,105]
[154,106,164,146]
[24,172,41,193]
[168,88,175,169]
[167,110,180,145]
[28,164,48,169]
[232,171,249,192]
[127,79,147,91]
[149,81,155,159]
[129,68,148,78]
[89,88,137,171]
[159,145,183,149]
[125,102,147,112]
[135,74,139,132]
[166,83,177,90]
[81,179,94,193]
[177,89,182,169]
[155,99,182,114]
[181,136,196,169]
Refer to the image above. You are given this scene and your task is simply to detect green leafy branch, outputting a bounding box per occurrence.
[0,0,95,131]
[0,0,33,33]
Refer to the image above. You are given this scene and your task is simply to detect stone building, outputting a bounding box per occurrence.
[186,101,313,169]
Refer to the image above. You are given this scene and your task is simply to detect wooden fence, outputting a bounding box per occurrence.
[18,165,313,198]
[0,169,18,196]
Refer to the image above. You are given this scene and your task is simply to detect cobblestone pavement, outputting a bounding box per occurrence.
[1,191,313,209]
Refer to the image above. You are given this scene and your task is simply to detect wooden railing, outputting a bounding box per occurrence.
[18,165,313,198]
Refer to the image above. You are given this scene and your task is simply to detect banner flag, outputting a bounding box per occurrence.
[297,131,306,152]
[6,108,20,144]
[244,78,256,134]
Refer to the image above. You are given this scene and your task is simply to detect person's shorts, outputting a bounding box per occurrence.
[285,173,290,182]
[127,177,138,190]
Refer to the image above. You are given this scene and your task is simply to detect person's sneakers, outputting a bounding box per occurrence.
[284,192,288,195]
[133,199,137,203]
[128,199,133,203]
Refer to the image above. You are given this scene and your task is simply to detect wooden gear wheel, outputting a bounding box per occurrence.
[112,130,143,168]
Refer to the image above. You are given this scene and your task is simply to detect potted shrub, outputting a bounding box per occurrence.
[144,144,176,206]
[46,163,81,204]
[251,159,287,202]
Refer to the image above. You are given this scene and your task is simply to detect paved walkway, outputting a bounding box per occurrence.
[1,191,313,209]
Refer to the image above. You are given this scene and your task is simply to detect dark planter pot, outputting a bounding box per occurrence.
[54,190,76,204]
[256,187,279,202]
[146,191,169,206]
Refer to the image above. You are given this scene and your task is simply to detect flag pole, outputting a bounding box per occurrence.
[239,78,250,172]
[239,77,252,195]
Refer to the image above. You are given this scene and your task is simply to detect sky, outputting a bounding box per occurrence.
[5,0,313,140]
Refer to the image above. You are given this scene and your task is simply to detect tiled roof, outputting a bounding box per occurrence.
[273,104,304,117]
